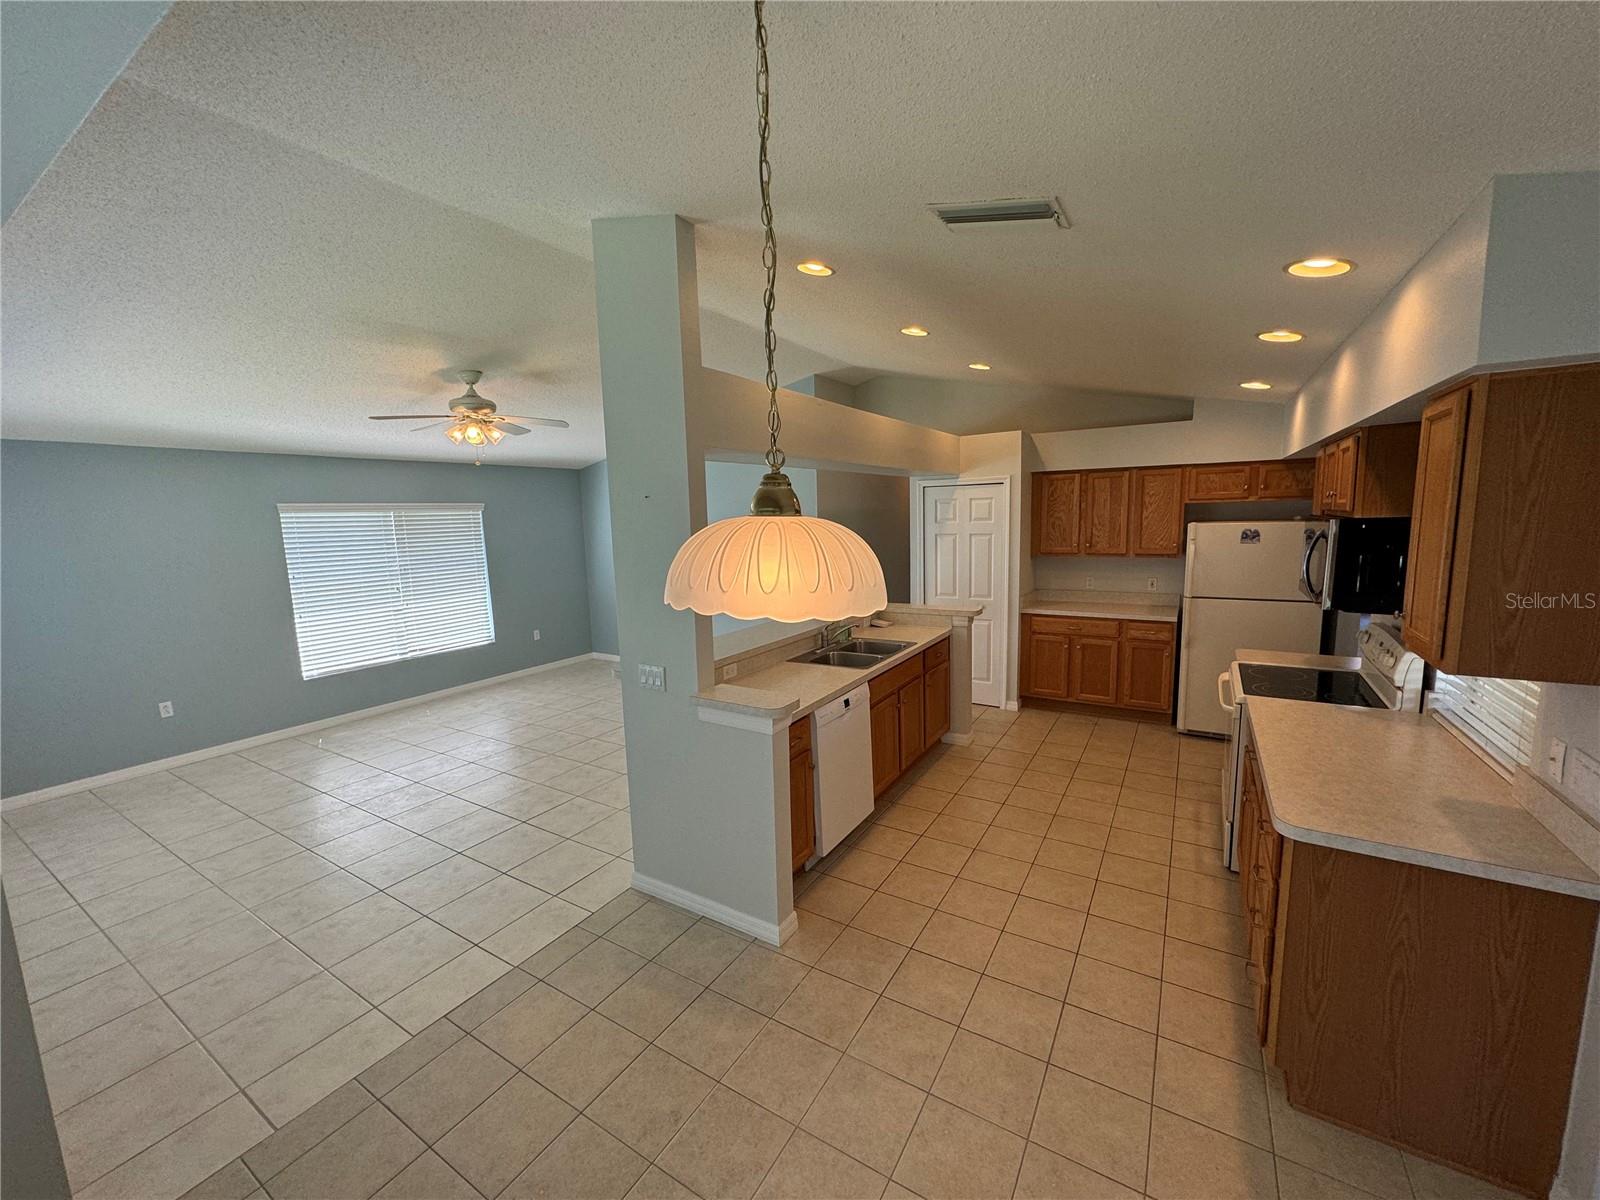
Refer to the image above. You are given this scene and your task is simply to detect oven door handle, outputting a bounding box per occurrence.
[1217,670,1236,714]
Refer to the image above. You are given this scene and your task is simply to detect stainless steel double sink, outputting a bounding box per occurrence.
[790,638,913,669]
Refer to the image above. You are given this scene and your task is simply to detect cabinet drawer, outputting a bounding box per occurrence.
[1027,615,1121,638]
[788,718,812,757]
[1122,621,1174,642]
[869,654,924,703]
[925,637,950,668]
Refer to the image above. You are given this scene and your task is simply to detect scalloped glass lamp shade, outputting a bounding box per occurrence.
[665,514,888,623]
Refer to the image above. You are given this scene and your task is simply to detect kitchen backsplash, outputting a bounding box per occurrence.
[1031,556,1186,596]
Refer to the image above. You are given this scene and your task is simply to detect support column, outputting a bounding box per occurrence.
[592,216,791,941]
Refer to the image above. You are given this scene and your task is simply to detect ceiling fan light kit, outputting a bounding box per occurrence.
[368,368,568,463]
[662,0,887,624]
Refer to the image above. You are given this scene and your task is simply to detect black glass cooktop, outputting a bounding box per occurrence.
[1237,663,1385,708]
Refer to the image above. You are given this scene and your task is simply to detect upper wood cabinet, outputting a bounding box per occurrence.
[1034,456,1313,558]
[1129,467,1184,556]
[1185,462,1256,502]
[1311,423,1420,517]
[1256,459,1317,500]
[1032,472,1081,555]
[1079,470,1131,556]
[1401,365,1600,683]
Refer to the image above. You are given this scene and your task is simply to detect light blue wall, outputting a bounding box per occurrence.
[579,460,618,656]
[0,440,593,795]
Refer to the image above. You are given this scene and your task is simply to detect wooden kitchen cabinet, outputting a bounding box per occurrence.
[1032,471,1081,554]
[1400,365,1600,683]
[1117,622,1176,711]
[1022,615,1173,715]
[1311,422,1420,517]
[1239,725,1598,1197]
[923,641,951,750]
[1184,461,1256,502]
[787,718,815,871]
[867,638,952,797]
[1068,636,1120,705]
[1129,467,1184,555]
[1078,470,1131,555]
[1256,458,1316,499]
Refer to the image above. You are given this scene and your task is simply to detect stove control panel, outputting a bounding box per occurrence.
[1357,619,1425,709]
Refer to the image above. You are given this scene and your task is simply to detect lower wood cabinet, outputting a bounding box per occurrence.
[1022,615,1174,714]
[868,638,952,797]
[787,718,815,870]
[1241,741,1598,1197]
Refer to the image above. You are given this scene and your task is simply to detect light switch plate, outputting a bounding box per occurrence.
[637,664,665,690]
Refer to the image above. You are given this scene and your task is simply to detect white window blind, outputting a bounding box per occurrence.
[1428,672,1542,769]
[278,504,495,680]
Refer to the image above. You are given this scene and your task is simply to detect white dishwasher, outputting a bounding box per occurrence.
[811,683,875,860]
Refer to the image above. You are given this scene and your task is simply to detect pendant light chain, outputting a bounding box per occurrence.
[755,0,783,472]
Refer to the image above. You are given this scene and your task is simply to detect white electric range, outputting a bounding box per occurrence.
[1216,619,1425,871]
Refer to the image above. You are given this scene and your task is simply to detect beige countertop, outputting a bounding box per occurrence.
[695,621,954,721]
[1245,696,1600,899]
[1021,594,1180,623]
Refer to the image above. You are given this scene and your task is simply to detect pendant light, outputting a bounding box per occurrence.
[663,1,887,624]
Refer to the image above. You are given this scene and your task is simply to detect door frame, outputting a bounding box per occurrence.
[910,475,1015,711]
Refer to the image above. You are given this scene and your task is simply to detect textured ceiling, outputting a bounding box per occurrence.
[3,2,1596,466]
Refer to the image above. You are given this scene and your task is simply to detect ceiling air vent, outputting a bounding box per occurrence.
[928,197,1069,230]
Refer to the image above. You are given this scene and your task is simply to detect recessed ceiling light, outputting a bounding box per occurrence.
[1285,257,1354,278]
[796,260,833,276]
[1239,380,1274,390]
[968,362,991,371]
[900,325,929,337]
[1257,329,1304,343]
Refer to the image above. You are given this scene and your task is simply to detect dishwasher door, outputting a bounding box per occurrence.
[811,683,875,859]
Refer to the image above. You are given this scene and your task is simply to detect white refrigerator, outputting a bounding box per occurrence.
[1176,520,1330,736]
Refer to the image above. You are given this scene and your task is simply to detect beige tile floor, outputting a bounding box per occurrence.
[5,687,1519,1199]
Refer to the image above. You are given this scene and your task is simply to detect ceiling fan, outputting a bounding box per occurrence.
[369,369,568,460]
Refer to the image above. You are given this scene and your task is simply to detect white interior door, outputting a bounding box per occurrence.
[923,483,1007,708]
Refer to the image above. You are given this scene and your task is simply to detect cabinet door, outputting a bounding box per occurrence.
[1118,637,1174,711]
[897,679,925,773]
[1022,621,1071,699]
[1033,473,1082,555]
[923,661,950,750]
[1068,636,1120,705]
[1130,467,1184,556]
[870,696,900,796]
[1079,470,1131,555]
[1186,462,1256,502]
[1312,447,1333,515]
[789,749,815,871]
[1402,385,1471,664]
[1330,434,1361,513]
[1256,460,1315,500]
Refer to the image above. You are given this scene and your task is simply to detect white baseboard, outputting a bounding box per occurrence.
[630,870,791,947]
[2,652,612,812]
[592,653,620,663]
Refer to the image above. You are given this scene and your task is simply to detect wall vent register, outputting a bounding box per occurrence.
[278,503,495,680]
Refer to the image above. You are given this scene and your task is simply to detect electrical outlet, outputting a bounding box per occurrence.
[1547,737,1568,784]
[637,664,665,690]
[1146,577,1159,591]
[532,629,541,641]
[1084,576,1096,588]
[724,661,739,679]
[157,701,175,719]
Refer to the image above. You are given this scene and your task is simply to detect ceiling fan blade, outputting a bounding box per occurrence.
[494,421,532,436]
[368,413,455,420]
[411,420,455,432]
[495,416,571,429]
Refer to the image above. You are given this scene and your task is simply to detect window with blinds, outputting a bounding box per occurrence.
[278,504,495,680]
[1428,671,1542,770]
